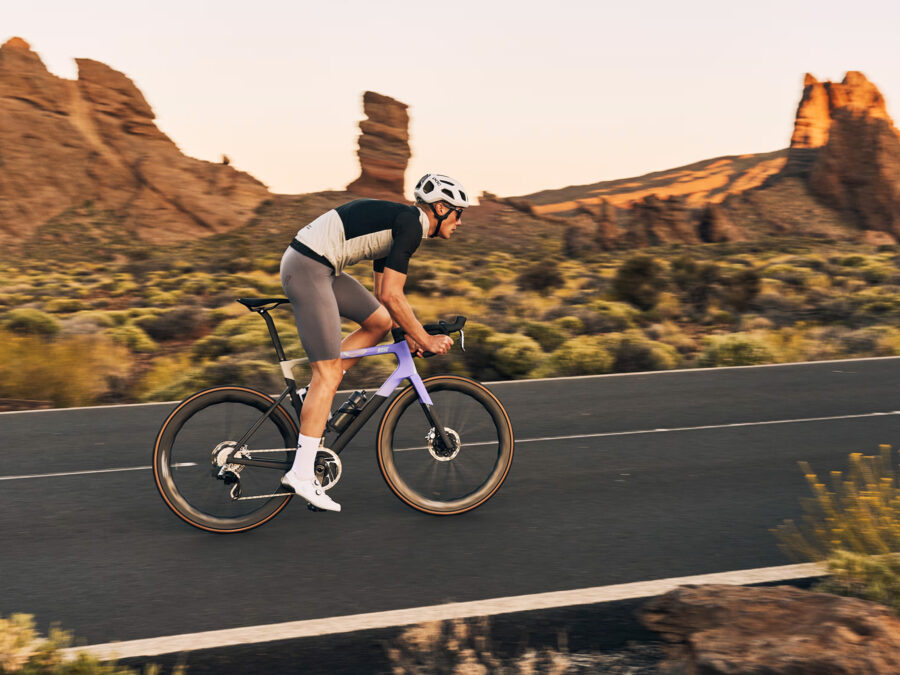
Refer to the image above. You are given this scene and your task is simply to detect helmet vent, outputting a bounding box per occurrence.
[459,191,467,202]
[441,188,455,199]
[423,181,435,194]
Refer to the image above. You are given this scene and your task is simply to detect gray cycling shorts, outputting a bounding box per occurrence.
[280,247,382,362]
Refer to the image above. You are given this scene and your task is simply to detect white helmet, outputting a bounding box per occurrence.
[414,173,469,208]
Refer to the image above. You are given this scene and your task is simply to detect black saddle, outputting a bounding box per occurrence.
[237,297,290,310]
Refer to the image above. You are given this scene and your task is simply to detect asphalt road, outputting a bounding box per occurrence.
[3,357,900,645]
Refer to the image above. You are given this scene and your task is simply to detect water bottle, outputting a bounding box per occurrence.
[328,390,367,433]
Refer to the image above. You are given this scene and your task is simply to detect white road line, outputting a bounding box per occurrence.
[394,409,900,451]
[3,355,899,415]
[64,561,825,661]
[8,409,900,478]
[0,463,197,481]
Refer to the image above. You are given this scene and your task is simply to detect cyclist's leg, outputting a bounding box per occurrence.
[332,272,391,371]
[280,248,344,509]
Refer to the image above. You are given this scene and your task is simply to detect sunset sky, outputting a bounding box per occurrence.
[3,0,899,199]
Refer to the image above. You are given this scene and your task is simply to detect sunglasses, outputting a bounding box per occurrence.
[446,206,464,219]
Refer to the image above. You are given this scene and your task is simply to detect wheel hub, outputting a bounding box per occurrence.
[425,427,461,461]
[211,441,248,484]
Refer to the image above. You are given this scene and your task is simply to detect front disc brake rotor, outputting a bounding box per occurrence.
[425,427,461,461]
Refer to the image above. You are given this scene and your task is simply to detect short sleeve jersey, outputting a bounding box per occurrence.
[294,199,430,275]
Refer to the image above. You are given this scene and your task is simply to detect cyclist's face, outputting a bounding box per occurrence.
[437,205,463,239]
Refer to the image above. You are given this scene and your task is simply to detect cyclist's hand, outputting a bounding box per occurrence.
[405,335,424,357]
[423,334,453,356]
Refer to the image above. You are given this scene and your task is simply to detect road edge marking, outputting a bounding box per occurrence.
[5,354,900,416]
[64,562,825,661]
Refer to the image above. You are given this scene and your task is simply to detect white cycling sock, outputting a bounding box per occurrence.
[290,433,320,481]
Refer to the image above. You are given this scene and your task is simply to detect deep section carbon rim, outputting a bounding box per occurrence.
[378,377,513,514]
[153,387,296,532]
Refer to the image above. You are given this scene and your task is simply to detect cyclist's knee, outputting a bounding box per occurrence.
[364,307,392,336]
[310,359,343,390]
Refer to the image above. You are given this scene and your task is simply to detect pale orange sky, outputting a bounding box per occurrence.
[3,0,899,199]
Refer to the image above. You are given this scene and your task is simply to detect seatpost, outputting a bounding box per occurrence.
[258,309,287,362]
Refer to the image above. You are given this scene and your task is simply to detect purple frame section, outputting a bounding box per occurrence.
[340,342,433,405]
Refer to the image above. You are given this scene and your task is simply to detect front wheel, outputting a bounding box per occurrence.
[377,376,514,515]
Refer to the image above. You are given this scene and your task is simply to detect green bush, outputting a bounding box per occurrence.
[485,333,544,378]
[585,301,640,333]
[612,255,666,310]
[2,309,61,337]
[775,446,900,612]
[539,336,613,377]
[516,261,565,295]
[522,321,566,352]
[604,331,679,372]
[0,611,159,673]
[134,307,210,341]
[105,325,157,353]
[43,298,88,313]
[698,332,776,367]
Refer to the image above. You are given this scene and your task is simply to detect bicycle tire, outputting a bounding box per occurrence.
[377,375,513,515]
[153,386,297,533]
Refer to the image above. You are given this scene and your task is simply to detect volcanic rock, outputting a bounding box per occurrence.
[641,584,900,674]
[698,203,745,243]
[627,195,699,246]
[0,37,269,244]
[346,91,411,199]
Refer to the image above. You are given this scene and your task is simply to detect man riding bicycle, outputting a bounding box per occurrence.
[279,173,469,512]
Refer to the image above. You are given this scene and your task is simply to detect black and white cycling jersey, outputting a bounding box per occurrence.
[293,199,430,276]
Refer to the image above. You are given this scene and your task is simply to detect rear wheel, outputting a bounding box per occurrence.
[377,376,514,515]
[153,386,296,533]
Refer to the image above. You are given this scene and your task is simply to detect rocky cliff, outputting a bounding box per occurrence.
[500,70,900,248]
[346,91,411,199]
[0,38,269,244]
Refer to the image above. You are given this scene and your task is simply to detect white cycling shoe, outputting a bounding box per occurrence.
[281,471,341,512]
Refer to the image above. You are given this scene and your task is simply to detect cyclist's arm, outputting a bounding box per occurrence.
[372,268,399,329]
[377,268,431,346]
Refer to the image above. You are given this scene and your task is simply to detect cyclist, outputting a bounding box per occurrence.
[279,173,469,511]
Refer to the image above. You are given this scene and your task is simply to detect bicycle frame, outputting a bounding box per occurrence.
[225,306,451,471]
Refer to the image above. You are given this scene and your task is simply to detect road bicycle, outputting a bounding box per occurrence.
[152,298,514,533]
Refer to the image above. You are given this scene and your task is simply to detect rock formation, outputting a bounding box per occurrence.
[698,203,745,243]
[0,37,269,244]
[804,74,900,239]
[642,584,900,674]
[346,91,411,199]
[627,195,699,246]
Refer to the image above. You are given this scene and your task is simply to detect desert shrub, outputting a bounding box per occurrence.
[698,332,776,367]
[485,333,544,378]
[43,297,88,313]
[2,308,60,337]
[134,307,211,341]
[0,331,131,407]
[585,300,639,333]
[721,268,761,312]
[552,315,585,335]
[145,357,282,401]
[538,336,613,377]
[0,611,141,674]
[604,331,679,372]
[61,312,114,336]
[522,321,566,352]
[404,263,438,295]
[839,326,900,356]
[516,261,565,295]
[105,325,157,353]
[775,447,900,612]
[612,255,666,310]
[671,256,720,315]
[135,354,193,401]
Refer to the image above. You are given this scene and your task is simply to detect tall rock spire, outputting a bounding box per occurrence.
[347,91,411,200]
